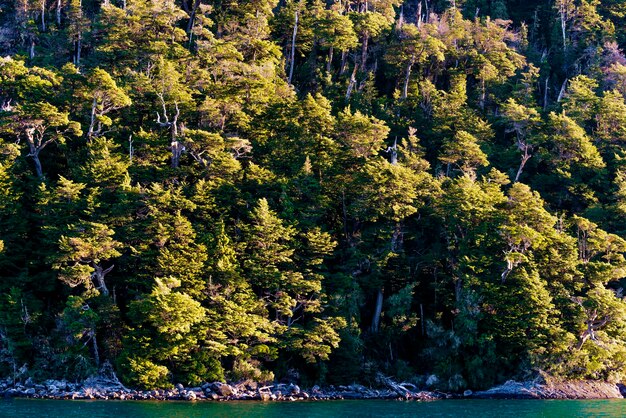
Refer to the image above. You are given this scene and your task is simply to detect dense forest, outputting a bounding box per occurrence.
[2,0,626,391]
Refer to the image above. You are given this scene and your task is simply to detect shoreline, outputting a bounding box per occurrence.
[2,378,624,402]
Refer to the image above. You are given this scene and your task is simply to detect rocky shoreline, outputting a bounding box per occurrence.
[0,376,444,402]
[1,376,624,402]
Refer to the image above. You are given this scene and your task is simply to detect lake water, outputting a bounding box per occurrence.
[2,398,626,417]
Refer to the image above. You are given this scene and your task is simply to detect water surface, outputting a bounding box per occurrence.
[2,398,626,417]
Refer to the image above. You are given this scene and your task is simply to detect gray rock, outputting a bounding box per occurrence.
[216,383,235,397]
[288,384,300,395]
[463,389,473,397]
[425,375,439,387]
[24,388,36,395]
[175,383,184,392]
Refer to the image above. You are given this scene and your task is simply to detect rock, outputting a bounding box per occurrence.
[425,375,439,387]
[260,392,271,402]
[201,382,210,390]
[472,380,623,400]
[175,383,184,392]
[216,383,235,397]
[311,385,322,394]
[185,391,197,401]
[24,388,36,395]
[463,389,473,397]
[288,384,300,395]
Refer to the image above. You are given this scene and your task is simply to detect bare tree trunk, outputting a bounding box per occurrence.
[91,331,100,367]
[41,0,46,32]
[88,97,97,139]
[417,1,423,27]
[57,0,61,26]
[402,59,414,99]
[340,50,348,74]
[171,141,184,168]
[92,264,112,296]
[514,145,531,183]
[560,10,567,50]
[557,78,568,102]
[32,153,43,179]
[185,0,201,45]
[288,10,298,85]
[361,33,369,69]
[76,33,81,65]
[327,46,334,73]
[26,130,44,178]
[543,77,548,110]
[345,63,358,100]
[480,79,486,111]
[371,288,383,333]
[30,40,35,59]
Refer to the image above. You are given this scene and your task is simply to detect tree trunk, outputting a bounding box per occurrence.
[171,140,184,168]
[76,33,81,65]
[57,0,61,26]
[371,287,383,333]
[186,0,201,45]
[32,153,43,179]
[513,145,531,183]
[417,1,423,27]
[327,46,334,73]
[91,331,100,367]
[560,10,566,50]
[402,60,414,99]
[480,79,486,111]
[92,264,110,296]
[288,10,298,85]
[361,33,369,69]
[41,0,46,32]
[345,63,358,100]
[543,77,548,110]
[88,97,97,139]
[340,50,348,75]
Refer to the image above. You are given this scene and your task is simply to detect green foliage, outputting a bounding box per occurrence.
[4,0,626,391]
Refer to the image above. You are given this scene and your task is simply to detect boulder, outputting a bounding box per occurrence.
[216,383,235,397]
[425,375,439,387]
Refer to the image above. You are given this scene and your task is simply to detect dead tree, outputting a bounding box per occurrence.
[155,94,184,168]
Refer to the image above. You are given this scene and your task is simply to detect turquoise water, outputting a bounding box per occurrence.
[1,398,626,417]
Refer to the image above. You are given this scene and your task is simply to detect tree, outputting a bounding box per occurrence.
[439,130,489,177]
[83,68,131,140]
[501,98,540,182]
[19,102,82,179]
[55,221,122,297]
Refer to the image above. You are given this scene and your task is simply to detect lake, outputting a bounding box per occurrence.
[2,398,626,417]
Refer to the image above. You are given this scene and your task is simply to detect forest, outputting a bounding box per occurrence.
[2,0,626,391]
